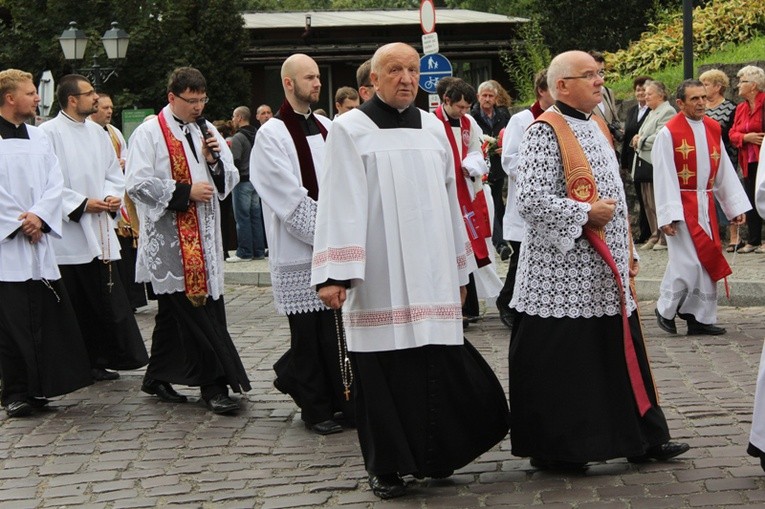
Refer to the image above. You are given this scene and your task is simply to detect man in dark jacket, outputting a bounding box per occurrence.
[228,106,265,262]
[470,82,511,254]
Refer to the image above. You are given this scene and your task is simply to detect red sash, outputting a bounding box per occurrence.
[434,105,490,268]
[666,114,731,282]
[157,112,209,307]
[537,109,653,417]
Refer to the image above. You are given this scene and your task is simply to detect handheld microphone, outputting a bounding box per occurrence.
[195,116,220,160]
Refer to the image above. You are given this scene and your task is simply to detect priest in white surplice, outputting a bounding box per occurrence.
[250,54,352,436]
[652,80,749,336]
[433,78,502,326]
[0,69,92,418]
[127,67,249,415]
[39,75,148,382]
[750,142,765,471]
[311,43,509,500]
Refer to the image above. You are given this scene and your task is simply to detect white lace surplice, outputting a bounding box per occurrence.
[249,116,333,315]
[125,105,239,300]
[511,113,636,319]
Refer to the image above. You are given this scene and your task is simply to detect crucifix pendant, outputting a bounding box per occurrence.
[344,386,351,401]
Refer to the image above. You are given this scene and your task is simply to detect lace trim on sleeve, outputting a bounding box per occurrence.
[284,195,316,245]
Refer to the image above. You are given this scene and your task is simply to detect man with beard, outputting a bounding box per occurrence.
[251,54,352,435]
[0,69,92,417]
[126,67,250,414]
[312,42,509,499]
[39,75,148,382]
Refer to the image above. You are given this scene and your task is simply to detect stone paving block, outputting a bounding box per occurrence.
[260,493,332,509]
[647,481,703,496]
[704,477,760,491]
[0,500,38,509]
[43,481,89,498]
[578,502,630,509]
[689,491,744,506]
[41,496,97,507]
[94,488,140,502]
[143,481,193,496]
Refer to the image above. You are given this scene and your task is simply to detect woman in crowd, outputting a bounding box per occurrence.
[700,69,741,252]
[621,75,653,244]
[633,80,675,251]
[729,65,765,253]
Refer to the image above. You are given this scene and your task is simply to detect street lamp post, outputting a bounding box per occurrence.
[59,21,130,89]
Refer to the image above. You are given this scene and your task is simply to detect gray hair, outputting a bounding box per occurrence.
[737,65,765,91]
[645,80,669,101]
[476,81,498,95]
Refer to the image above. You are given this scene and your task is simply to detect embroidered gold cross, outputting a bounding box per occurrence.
[678,164,695,185]
[675,139,695,159]
[710,146,721,164]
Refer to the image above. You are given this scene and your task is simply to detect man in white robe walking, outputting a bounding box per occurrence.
[39,75,147,382]
[126,67,250,415]
[508,50,688,470]
[311,42,509,499]
[251,54,352,436]
[652,79,749,335]
[0,69,92,417]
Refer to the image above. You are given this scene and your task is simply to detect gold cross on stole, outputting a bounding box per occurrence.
[675,138,695,159]
[678,164,695,185]
[710,147,721,164]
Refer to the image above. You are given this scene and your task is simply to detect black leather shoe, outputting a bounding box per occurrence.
[141,379,188,403]
[306,419,343,435]
[205,394,239,414]
[529,457,587,471]
[655,309,677,334]
[497,305,515,330]
[5,401,33,418]
[627,441,690,463]
[687,322,726,336]
[368,474,406,499]
[91,368,120,381]
[27,397,50,409]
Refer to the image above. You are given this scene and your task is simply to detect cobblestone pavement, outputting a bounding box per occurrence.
[2,284,765,508]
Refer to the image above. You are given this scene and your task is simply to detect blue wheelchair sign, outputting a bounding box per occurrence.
[419,53,452,94]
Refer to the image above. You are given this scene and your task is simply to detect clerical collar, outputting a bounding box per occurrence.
[61,111,86,124]
[443,108,462,127]
[0,114,30,139]
[554,101,591,121]
[359,94,421,129]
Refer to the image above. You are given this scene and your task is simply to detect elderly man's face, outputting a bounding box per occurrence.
[677,85,707,121]
[558,54,604,112]
[478,89,496,111]
[372,46,420,110]
[256,106,272,124]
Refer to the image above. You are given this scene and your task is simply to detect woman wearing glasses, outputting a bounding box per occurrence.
[729,65,765,253]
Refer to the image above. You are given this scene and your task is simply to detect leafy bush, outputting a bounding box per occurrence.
[499,18,551,103]
[605,0,765,78]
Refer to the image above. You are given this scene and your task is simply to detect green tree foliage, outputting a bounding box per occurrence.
[499,18,550,104]
[0,0,249,122]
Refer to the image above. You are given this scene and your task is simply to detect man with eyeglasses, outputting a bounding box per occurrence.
[39,74,148,383]
[126,67,251,415]
[507,50,689,471]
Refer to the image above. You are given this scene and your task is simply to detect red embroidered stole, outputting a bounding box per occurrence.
[157,112,209,307]
[434,105,490,268]
[536,109,653,417]
[666,114,731,282]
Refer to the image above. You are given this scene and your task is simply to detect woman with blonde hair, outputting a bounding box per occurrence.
[730,65,765,253]
[633,80,675,250]
[700,69,741,252]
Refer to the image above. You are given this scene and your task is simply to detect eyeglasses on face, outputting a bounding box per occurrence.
[175,94,209,105]
[562,70,606,81]
[72,89,97,97]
